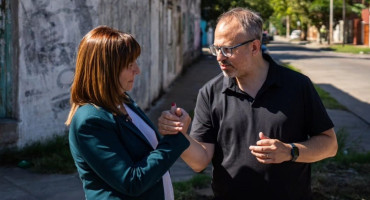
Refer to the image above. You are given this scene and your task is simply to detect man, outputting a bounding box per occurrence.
[158,7,337,200]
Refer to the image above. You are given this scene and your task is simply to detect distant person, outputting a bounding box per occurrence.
[320,25,327,44]
[65,26,189,200]
[158,8,338,200]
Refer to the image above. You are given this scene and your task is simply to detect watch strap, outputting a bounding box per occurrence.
[290,143,299,162]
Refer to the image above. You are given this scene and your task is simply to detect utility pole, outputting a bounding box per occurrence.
[286,15,290,39]
[342,0,345,46]
[329,0,333,45]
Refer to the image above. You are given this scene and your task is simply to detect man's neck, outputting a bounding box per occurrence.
[236,57,269,98]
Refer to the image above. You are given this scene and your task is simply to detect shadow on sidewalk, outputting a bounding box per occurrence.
[318,84,370,125]
[317,83,370,152]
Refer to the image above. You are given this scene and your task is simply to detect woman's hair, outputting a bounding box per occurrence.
[65,26,141,125]
[217,7,263,41]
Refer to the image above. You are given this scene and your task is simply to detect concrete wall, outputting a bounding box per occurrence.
[0,0,201,148]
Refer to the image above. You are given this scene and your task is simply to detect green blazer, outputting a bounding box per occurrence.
[69,98,190,200]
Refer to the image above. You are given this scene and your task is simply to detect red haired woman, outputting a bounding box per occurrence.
[66,26,189,200]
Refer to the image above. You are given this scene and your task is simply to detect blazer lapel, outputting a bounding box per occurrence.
[115,114,153,149]
[126,97,162,140]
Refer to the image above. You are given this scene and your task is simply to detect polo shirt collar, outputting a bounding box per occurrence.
[262,53,282,88]
[222,53,282,94]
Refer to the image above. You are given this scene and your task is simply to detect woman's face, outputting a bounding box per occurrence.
[119,60,140,93]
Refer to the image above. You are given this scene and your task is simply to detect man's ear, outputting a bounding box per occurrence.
[251,40,261,55]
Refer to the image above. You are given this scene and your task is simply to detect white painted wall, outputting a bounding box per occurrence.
[13,0,201,147]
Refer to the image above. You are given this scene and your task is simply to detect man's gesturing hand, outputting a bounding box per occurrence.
[249,132,292,164]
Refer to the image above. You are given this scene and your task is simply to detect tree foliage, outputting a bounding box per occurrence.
[201,0,370,39]
[201,0,273,27]
[308,0,344,29]
[269,0,368,36]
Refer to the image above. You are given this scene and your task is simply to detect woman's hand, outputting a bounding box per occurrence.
[158,104,191,136]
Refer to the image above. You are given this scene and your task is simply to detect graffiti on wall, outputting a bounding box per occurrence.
[21,1,73,75]
[20,0,94,118]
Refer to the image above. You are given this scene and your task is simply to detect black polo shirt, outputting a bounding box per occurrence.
[190,54,333,200]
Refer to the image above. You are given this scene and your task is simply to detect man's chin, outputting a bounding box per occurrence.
[222,71,236,78]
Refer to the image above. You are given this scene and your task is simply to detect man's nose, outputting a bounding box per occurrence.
[216,51,227,62]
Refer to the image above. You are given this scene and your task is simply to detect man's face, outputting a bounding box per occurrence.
[214,19,254,78]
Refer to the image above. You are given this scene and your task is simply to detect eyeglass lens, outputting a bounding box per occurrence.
[209,46,231,57]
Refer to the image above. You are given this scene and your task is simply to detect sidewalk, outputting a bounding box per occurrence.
[1,40,369,199]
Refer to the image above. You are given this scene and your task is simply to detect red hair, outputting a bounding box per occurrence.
[65,26,141,125]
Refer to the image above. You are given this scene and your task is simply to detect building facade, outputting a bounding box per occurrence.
[0,0,201,148]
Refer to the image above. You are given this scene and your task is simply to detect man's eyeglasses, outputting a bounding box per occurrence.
[209,39,256,57]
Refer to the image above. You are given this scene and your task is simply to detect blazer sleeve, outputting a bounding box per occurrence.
[71,112,190,197]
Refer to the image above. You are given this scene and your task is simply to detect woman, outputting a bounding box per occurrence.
[65,26,189,200]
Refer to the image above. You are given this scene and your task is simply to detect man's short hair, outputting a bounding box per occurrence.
[217,7,263,41]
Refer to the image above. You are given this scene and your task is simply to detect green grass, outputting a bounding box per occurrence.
[327,45,370,54]
[283,63,301,73]
[173,173,212,200]
[283,63,347,110]
[0,133,76,174]
[314,85,347,110]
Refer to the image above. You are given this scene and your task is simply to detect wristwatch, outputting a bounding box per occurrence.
[290,143,299,162]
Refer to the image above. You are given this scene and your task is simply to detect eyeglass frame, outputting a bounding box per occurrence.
[209,39,256,57]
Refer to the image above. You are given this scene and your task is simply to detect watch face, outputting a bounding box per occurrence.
[293,147,299,156]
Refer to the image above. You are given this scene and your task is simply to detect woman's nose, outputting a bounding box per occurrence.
[134,63,141,75]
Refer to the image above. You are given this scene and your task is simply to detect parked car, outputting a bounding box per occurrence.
[290,30,301,40]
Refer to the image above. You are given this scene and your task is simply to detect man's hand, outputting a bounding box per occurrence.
[157,103,191,136]
[249,132,292,164]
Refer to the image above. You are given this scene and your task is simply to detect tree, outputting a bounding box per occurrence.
[270,0,312,38]
[308,0,343,29]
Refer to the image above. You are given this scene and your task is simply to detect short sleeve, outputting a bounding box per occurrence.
[303,76,334,136]
[190,86,218,143]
